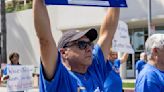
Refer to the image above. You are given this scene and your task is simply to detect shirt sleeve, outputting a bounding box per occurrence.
[39,51,69,92]
[136,81,160,92]
[136,61,139,69]
[135,69,161,92]
[137,61,142,70]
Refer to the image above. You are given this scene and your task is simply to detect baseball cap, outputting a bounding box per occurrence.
[58,28,98,48]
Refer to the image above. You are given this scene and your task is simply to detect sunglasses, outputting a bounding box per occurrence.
[64,40,94,50]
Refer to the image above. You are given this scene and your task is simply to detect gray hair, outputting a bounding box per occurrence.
[145,34,164,60]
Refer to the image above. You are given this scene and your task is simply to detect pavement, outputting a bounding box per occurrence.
[0,86,39,92]
[0,83,39,92]
[0,86,135,92]
[0,86,134,92]
[0,79,135,92]
[123,79,135,83]
[124,88,135,92]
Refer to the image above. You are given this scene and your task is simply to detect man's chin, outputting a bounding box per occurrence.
[85,60,92,66]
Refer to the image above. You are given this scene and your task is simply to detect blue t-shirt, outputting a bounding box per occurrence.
[104,59,122,92]
[39,44,107,92]
[135,60,146,77]
[135,64,164,92]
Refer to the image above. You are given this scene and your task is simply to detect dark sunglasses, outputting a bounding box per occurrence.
[64,40,94,50]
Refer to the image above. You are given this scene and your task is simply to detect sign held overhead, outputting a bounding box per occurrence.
[44,0,127,7]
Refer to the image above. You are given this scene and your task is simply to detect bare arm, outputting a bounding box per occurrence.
[120,53,129,64]
[97,8,120,61]
[33,0,58,79]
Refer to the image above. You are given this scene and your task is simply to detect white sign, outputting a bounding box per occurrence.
[1,63,7,70]
[112,21,134,54]
[7,65,34,91]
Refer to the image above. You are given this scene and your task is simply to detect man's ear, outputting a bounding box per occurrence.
[60,48,66,55]
[59,48,67,59]
[152,48,158,56]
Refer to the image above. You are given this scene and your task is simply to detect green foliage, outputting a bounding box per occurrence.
[5,1,32,13]
[123,82,135,88]
[25,1,32,9]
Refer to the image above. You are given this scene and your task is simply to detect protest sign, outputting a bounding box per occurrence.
[44,0,127,7]
[1,63,7,70]
[112,21,134,54]
[7,65,34,91]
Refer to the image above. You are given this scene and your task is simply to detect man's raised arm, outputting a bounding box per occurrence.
[33,0,58,79]
[120,53,129,64]
[97,8,120,61]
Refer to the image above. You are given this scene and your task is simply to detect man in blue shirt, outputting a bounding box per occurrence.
[104,50,129,92]
[33,0,120,91]
[135,52,147,78]
[135,34,164,92]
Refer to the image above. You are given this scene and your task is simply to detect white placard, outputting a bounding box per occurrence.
[112,21,134,54]
[7,65,34,91]
[1,63,7,70]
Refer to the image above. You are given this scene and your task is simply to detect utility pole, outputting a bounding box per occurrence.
[148,0,152,37]
[1,0,7,65]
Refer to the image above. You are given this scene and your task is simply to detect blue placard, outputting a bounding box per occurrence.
[44,0,127,7]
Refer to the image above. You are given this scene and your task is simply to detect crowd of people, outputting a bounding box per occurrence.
[0,0,164,92]
[32,0,164,92]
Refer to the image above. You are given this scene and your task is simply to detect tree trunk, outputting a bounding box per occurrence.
[1,0,7,65]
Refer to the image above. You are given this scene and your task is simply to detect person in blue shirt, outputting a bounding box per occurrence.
[135,52,147,78]
[104,49,129,92]
[135,34,164,92]
[33,0,120,91]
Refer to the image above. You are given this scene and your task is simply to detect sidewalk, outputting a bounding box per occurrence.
[123,79,135,83]
[0,79,135,92]
[0,86,39,92]
[124,88,135,92]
